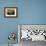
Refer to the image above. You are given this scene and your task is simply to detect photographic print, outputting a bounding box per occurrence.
[18,24,46,41]
[4,7,18,18]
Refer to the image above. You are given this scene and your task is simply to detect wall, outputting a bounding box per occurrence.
[0,0,46,44]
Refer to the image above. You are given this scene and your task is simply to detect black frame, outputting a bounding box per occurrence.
[4,7,18,18]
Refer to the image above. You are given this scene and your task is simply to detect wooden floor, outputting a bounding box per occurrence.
[19,40,46,46]
[0,40,46,46]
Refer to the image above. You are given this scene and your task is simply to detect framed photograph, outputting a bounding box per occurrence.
[4,7,18,18]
